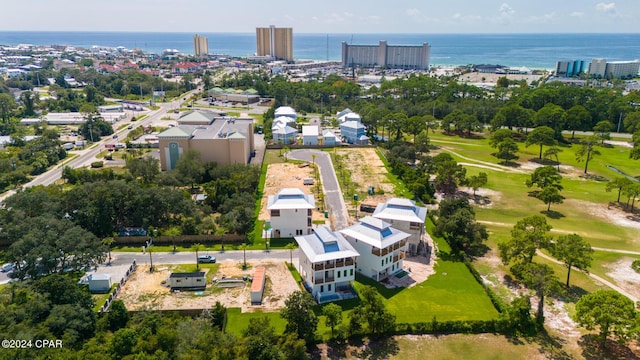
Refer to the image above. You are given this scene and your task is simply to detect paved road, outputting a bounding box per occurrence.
[0,249,298,284]
[287,149,349,230]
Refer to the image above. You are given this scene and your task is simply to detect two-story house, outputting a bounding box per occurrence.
[267,188,315,238]
[295,226,359,303]
[373,198,427,255]
[339,216,410,282]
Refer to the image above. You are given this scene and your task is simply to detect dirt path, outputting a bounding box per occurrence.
[439,147,529,174]
[536,251,639,303]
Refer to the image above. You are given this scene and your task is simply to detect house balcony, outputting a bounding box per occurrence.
[324,262,335,269]
[325,276,335,283]
[336,259,344,268]
[314,263,324,271]
[393,255,399,262]
[372,248,381,256]
[314,278,324,284]
[345,258,354,266]
[399,251,405,259]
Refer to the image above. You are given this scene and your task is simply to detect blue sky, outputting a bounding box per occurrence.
[3,0,638,33]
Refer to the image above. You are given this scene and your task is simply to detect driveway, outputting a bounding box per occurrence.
[287,150,349,230]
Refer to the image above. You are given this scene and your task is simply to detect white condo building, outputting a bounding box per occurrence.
[339,216,410,282]
[295,226,359,303]
[372,198,427,255]
[268,188,314,238]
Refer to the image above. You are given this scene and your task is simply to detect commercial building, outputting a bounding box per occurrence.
[555,60,586,77]
[256,25,293,62]
[588,59,640,79]
[268,188,315,238]
[341,40,430,70]
[157,110,255,170]
[193,34,209,57]
[295,226,359,303]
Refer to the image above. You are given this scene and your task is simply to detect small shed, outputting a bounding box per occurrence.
[169,271,206,290]
[88,273,112,293]
[250,267,266,305]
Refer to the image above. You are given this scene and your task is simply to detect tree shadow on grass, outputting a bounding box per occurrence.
[497,160,522,168]
[578,334,640,360]
[534,329,574,360]
[352,337,400,360]
[542,210,565,219]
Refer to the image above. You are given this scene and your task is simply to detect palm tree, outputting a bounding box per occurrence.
[285,242,298,266]
[240,243,248,269]
[194,243,203,270]
[102,237,115,265]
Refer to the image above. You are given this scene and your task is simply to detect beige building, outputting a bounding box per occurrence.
[158,111,255,170]
[256,25,293,62]
[193,34,209,57]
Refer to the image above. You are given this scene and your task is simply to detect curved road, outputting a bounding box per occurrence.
[287,149,349,230]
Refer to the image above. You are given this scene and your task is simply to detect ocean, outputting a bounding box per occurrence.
[1,31,639,69]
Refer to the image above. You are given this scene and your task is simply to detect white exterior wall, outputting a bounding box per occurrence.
[270,208,311,238]
[379,219,423,254]
[298,252,355,299]
[348,238,406,280]
[303,135,318,145]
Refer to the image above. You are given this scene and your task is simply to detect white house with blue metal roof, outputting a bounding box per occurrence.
[295,226,359,303]
[339,216,410,281]
[373,198,427,255]
[268,188,315,238]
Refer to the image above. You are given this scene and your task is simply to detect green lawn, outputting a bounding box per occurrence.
[225,308,286,336]
[357,259,500,323]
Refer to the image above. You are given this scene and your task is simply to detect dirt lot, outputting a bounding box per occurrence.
[334,148,394,203]
[259,162,325,223]
[117,261,299,312]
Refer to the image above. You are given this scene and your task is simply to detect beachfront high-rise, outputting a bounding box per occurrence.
[193,34,208,57]
[341,40,430,70]
[555,60,586,77]
[256,25,293,62]
[588,59,640,79]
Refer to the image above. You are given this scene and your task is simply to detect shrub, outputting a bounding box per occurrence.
[632,260,640,273]
[91,161,104,168]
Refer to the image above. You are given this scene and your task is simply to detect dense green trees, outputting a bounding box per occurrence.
[436,197,488,254]
[349,286,396,336]
[280,291,318,343]
[526,126,556,159]
[499,215,552,265]
[574,290,638,349]
[551,234,593,287]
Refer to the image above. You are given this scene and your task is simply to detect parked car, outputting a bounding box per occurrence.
[197,255,216,264]
[1,263,15,273]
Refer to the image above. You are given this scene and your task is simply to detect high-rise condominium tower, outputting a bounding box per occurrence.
[256,25,293,62]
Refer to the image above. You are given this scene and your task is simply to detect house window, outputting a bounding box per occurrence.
[344,270,347,277]
[328,284,332,291]
[270,210,280,217]
[381,260,384,266]
[320,285,324,292]
[307,218,312,227]
[337,271,340,278]
[350,269,353,276]
[308,209,312,216]
[196,279,202,282]
[176,279,181,283]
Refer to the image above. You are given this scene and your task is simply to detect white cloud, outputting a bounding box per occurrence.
[596,2,616,13]
[525,12,557,23]
[569,11,584,17]
[406,8,421,17]
[364,15,381,24]
[498,3,515,17]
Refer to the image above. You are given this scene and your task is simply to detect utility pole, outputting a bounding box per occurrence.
[617,113,623,133]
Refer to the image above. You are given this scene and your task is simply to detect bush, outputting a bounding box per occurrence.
[91,161,104,168]
[632,260,640,273]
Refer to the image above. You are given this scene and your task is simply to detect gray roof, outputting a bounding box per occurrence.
[267,188,315,210]
[295,226,359,263]
[339,216,410,249]
[177,110,216,124]
[170,271,206,278]
[373,198,427,223]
